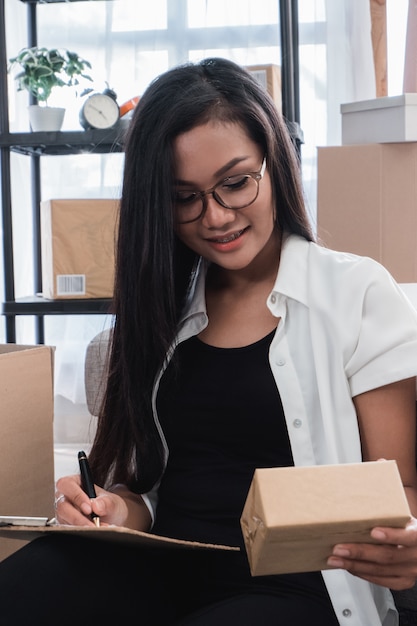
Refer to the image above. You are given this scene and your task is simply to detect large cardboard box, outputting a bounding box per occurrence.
[246,64,282,112]
[240,461,411,576]
[316,143,417,283]
[0,344,55,561]
[41,198,119,299]
[341,94,417,144]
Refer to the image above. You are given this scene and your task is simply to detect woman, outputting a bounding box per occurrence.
[1,57,417,626]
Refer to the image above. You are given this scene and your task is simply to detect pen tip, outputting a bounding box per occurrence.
[78,450,87,459]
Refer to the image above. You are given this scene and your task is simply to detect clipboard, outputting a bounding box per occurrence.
[0,523,239,552]
[0,516,51,528]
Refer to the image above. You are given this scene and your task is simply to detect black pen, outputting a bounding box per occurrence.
[78,450,100,527]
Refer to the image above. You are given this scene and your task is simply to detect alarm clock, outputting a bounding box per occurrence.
[79,89,120,130]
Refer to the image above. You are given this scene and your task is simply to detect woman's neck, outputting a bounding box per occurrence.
[200,230,282,348]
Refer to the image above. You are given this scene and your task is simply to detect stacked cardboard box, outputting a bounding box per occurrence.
[41,198,119,300]
[341,94,417,145]
[317,95,417,283]
[317,142,417,283]
[246,64,282,112]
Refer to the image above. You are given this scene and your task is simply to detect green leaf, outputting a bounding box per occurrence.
[8,46,94,105]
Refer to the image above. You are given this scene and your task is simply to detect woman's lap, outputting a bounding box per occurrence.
[0,535,339,625]
[0,535,174,625]
[175,593,339,626]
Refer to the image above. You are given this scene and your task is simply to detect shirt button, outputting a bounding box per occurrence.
[342,609,352,617]
[293,419,302,428]
[276,358,285,366]
[270,294,277,304]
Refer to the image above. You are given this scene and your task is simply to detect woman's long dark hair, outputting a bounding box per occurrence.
[88,57,315,493]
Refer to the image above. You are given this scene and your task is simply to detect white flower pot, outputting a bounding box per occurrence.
[28,105,65,132]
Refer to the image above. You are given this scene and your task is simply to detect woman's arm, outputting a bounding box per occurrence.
[327,377,417,589]
[106,483,153,530]
[355,377,417,515]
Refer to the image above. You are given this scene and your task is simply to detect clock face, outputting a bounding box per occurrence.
[80,93,120,130]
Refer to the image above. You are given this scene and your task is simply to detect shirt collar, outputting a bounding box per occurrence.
[180,233,312,324]
[179,257,208,323]
[271,233,310,307]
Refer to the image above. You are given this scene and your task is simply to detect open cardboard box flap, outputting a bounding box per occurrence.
[240,461,411,576]
[0,344,55,561]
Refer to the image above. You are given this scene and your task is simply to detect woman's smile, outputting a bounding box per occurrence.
[205,226,249,247]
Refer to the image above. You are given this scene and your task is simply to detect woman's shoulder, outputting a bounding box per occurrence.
[310,238,382,267]
[281,235,417,326]
[284,233,392,286]
[302,239,417,323]
[306,237,393,284]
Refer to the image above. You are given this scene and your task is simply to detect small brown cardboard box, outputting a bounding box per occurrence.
[246,64,282,112]
[0,344,55,561]
[41,198,119,299]
[240,461,411,576]
[317,143,417,283]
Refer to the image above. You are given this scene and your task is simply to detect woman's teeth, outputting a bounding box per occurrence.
[212,229,244,243]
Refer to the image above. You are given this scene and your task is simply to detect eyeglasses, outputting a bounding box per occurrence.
[174,157,267,224]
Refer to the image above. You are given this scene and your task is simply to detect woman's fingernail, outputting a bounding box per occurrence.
[93,499,104,514]
[371,529,386,540]
[80,502,92,515]
[327,557,344,568]
[332,547,350,557]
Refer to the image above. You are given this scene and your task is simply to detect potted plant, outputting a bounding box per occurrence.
[8,46,93,132]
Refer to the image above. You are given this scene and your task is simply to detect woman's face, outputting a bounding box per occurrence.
[173,120,277,272]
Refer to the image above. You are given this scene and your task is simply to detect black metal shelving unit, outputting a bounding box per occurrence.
[0,0,119,343]
[0,0,301,343]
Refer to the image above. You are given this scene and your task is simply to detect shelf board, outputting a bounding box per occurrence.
[0,127,125,156]
[20,1,109,4]
[2,295,113,316]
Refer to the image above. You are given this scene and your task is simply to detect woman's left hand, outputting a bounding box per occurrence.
[327,517,417,590]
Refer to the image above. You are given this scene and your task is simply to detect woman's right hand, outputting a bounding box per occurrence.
[54,474,152,530]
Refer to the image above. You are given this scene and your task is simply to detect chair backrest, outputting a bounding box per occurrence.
[84,328,112,417]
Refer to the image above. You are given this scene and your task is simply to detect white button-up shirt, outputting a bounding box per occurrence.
[148,233,417,625]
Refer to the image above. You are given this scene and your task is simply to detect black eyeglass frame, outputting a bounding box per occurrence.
[174,157,267,224]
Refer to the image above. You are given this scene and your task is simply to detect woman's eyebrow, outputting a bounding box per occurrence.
[213,156,248,178]
[174,156,250,186]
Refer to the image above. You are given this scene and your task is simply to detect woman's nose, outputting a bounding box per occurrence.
[200,193,236,228]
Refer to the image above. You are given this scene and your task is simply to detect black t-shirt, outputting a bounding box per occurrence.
[154,330,293,547]
[153,331,333,610]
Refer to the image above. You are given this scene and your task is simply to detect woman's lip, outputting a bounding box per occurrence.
[206,227,248,244]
